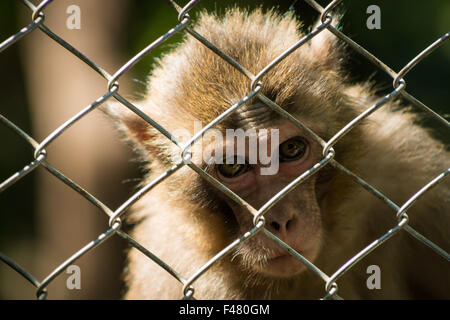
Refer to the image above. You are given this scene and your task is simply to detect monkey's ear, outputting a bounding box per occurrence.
[103,101,155,153]
[308,16,344,69]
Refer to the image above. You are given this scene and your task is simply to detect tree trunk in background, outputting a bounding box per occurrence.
[20,0,132,299]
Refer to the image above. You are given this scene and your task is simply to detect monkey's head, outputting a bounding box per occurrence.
[109,8,366,279]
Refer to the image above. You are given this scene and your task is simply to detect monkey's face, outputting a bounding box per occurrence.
[203,119,323,278]
[110,7,358,281]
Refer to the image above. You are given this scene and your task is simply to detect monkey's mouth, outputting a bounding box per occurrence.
[258,252,308,277]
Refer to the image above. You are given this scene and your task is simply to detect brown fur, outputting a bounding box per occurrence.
[108,8,449,299]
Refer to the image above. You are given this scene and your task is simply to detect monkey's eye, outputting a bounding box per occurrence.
[279,136,308,162]
[217,158,251,179]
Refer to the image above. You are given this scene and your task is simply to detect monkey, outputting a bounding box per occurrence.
[106,8,449,299]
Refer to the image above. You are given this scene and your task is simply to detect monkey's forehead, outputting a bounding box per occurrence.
[232,102,276,129]
[143,8,354,138]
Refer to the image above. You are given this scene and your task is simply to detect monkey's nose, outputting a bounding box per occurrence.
[268,218,294,238]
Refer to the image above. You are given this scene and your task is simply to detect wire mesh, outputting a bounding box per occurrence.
[0,0,449,300]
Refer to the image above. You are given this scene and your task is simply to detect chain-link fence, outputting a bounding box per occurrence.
[0,0,449,300]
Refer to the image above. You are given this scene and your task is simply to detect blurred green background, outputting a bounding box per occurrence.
[0,0,448,299]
